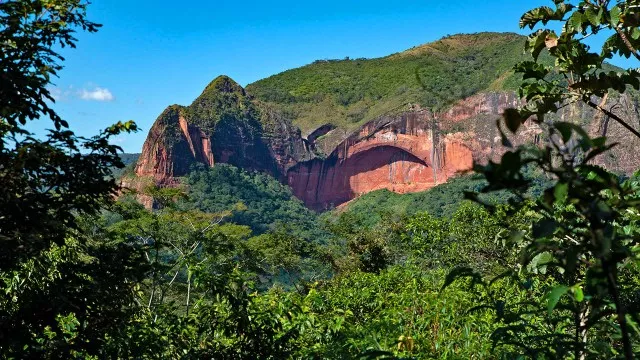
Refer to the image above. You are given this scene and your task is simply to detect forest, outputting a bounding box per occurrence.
[4,0,640,359]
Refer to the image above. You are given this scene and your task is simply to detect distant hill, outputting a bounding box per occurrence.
[246,32,527,152]
[120,153,140,166]
[110,153,140,179]
[130,32,640,210]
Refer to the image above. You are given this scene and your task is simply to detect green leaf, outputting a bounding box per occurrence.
[515,61,550,80]
[554,182,568,203]
[610,5,622,26]
[585,7,600,25]
[572,285,584,302]
[568,11,586,32]
[528,251,553,274]
[441,266,482,290]
[526,30,553,60]
[547,285,570,315]
[520,6,555,29]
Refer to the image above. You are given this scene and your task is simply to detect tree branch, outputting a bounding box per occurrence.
[614,28,640,61]
[586,100,640,139]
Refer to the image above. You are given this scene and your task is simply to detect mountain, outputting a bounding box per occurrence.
[135,76,310,184]
[246,32,527,153]
[109,153,140,179]
[131,32,640,210]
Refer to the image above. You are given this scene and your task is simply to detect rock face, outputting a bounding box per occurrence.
[135,106,211,184]
[135,76,311,184]
[132,34,640,210]
[287,111,474,210]
[134,78,640,210]
[435,91,640,174]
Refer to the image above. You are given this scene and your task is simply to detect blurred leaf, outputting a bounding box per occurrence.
[533,219,557,238]
[504,108,523,133]
[547,285,570,315]
[442,267,482,290]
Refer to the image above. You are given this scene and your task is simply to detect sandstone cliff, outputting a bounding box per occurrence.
[134,83,640,210]
[135,76,312,184]
[132,33,640,210]
[287,111,473,210]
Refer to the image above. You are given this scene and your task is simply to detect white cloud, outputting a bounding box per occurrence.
[47,84,115,102]
[79,87,115,102]
[49,88,64,101]
[48,86,73,101]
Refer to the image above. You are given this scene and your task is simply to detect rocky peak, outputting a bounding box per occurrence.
[134,76,312,185]
[201,75,246,96]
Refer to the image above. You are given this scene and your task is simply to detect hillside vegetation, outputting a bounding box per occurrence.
[247,33,527,140]
[325,171,552,228]
[180,164,326,240]
[110,153,140,179]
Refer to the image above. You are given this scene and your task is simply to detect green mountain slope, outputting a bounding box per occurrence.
[110,153,140,179]
[246,32,527,140]
[327,172,553,227]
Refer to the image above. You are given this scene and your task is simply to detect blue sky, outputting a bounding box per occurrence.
[37,0,635,153]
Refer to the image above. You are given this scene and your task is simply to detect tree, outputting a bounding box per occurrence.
[504,0,640,139]
[448,1,640,358]
[101,193,306,359]
[0,1,139,356]
[0,0,137,268]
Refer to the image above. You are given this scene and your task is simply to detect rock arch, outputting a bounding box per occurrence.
[286,138,471,210]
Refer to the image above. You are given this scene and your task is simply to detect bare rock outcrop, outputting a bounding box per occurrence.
[133,77,640,210]
[287,111,474,210]
[135,76,311,185]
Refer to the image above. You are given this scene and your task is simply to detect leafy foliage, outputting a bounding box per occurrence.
[0,0,100,129]
[330,172,551,228]
[286,266,500,359]
[6,1,640,358]
[185,76,263,137]
[329,175,489,227]
[504,0,640,139]
[444,1,640,358]
[1,232,147,357]
[183,164,327,241]
[0,1,139,356]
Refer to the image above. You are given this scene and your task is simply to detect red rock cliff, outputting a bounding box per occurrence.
[287,110,474,210]
[285,93,525,210]
[135,76,312,185]
[136,106,214,184]
[134,82,640,210]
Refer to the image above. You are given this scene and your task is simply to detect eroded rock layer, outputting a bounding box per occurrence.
[286,111,474,210]
[134,78,640,210]
[135,76,311,185]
